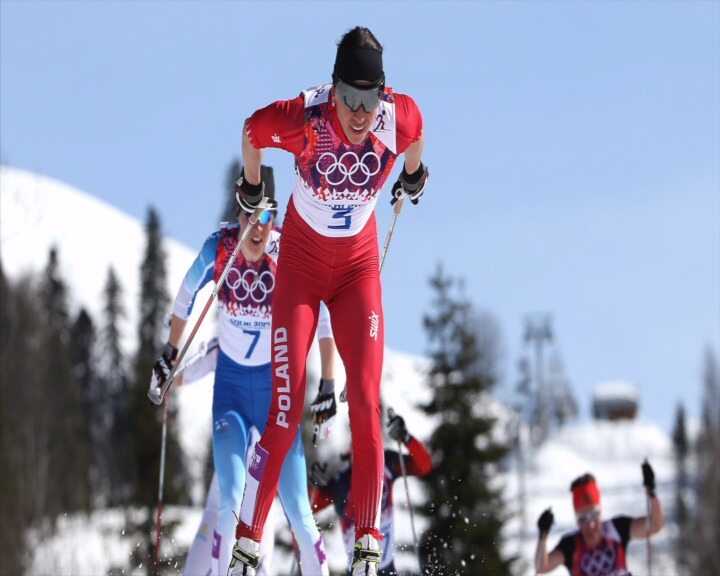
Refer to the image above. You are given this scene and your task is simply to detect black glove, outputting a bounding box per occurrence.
[387,412,410,444]
[390,162,429,206]
[310,379,337,444]
[148,343,178,403]
[235,169,267,214]
[642,459,656,496]
[309,461,329,488]
[537,507,554,537]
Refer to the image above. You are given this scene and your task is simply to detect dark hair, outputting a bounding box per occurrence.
[570,473,596,492]
[337,26,383,53]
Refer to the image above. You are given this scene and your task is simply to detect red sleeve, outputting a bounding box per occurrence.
[393,93,423,154]
[246,95,306,156]
[404,436,433,477]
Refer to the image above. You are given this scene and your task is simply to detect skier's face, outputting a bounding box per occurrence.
[238,211,274,263]
[576,506,602,544]
[333,82,379,145]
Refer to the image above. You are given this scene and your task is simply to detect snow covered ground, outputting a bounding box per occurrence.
[19,361,681,576]
[20,418,679,576]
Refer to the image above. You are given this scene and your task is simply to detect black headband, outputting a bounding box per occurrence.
[333,45,384,88]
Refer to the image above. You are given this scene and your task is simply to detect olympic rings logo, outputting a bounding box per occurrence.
[316,151,381,187]
[225,267,275,304]
[580,546,616,576]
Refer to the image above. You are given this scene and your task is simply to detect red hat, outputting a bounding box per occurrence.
[572,479,601,511]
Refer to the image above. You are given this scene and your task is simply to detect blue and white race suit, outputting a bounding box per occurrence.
[174,223,329,575]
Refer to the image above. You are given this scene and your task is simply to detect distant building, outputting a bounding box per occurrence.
[592,380,639,421]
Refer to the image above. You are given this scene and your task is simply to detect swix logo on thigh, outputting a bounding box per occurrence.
[274,327,291,429]
[369,310,380,341]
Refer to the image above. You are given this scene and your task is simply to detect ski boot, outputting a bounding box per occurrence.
[228,536,260,576]
[352,534,381,576]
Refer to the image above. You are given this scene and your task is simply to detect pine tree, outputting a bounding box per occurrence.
[671,402,690,571]
[9,272,51,521]
[1,250,92,561]
[0,263,32,574]
[41,247,91,515]
[101,267,126,383]
[690,347,720,575]
[127,207,189,572]
[70,308,102,509]
[419,264,513,575]
[43,246,70,329]
[100,266,135,506]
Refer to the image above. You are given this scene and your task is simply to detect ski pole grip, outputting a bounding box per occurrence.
[147,387,163,406]
[159,371,177,402]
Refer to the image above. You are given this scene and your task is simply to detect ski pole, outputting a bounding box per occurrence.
[153,389,170,573]
[151,339,212,569]
[642,457,654,576]
[387,408,419,569]
[645,491,653,576]
[380,194,405,272]
[149,200,274,405]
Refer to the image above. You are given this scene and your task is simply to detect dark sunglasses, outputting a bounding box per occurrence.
[335,79,382,112]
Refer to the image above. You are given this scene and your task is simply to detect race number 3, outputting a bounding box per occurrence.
[329,206,353,230]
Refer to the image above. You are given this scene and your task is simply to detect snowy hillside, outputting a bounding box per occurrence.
[1,165,219,503]
[0,166,215,356]
[1,167,679,575]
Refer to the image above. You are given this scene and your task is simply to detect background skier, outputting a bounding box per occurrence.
[534,461,665,575]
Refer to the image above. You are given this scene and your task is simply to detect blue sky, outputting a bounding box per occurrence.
[2,0,718,432]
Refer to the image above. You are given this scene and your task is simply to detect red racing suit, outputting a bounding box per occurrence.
[237,83,423,544]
